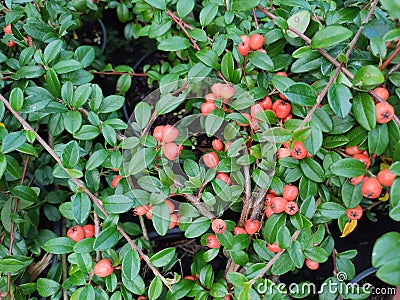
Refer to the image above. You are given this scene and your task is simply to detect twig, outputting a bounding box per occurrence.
[224,0,229,11]
[237,163,252,227]
[183,194,216,219]
[93,211,101,262]
[139,215,150,243]
[250,188,268,219]
[248,229,301,285]
[324,223,338,274]
[7,155,30,297]
[0,93,172,290]
[253,8,259,29]
[379,46,400,71]
[166,9,200,51]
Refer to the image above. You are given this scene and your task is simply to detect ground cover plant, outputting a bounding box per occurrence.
[0,0,400,299]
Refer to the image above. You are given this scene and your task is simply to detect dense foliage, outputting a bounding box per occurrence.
[0,0,399,299]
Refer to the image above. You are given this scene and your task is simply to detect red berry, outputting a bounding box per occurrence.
[216,172,231,184]
[201,102,217,116]
[346,205,363,220]
[305,258,319,270]
[373,87,389,101]
[163,143,181,160]
[211,219,227,234]
[67,225,85,242]
[265,205,274,218]
[245,219,261,234]
[270,197,288,214]
[184,275,196,281]
[153,125,164,142]
[259,96,272,110]
[146,206,153,220]
[277,148,291,159]
[376,102,394,124]
[220,84,235,102]
[111,175,122,188]
[361,177,382,199]
[165,199,175,214]
[224,141,232,152]
[267,242,281,253]
[212,139,224,151]
[291,142,308,160]
[212,83,223,98]
[133,205,148,216]
[93,259,114,277]
[233,227,247,235]
[162,125,179,143]
[285,201,299,215]
[6,40,16,47]
[137,296,147,300]
[353,153,371,169]
[282,185,298,201]
[345,146,363,155]
[349,174,365,185]
[250,103,264,119]
[169,214,179,229]
[377,169,396,187]
[83,224,95,238]
[249,34,265,50]
[275,72,288,77]
[272,100,291,119]
[206,234,220,248]
[3,24,12,34]
[238,41,251,56]
[203,152,219,168]
[205,93,216,102]
[265,193,274,206]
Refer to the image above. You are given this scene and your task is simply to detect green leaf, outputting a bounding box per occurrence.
[158,37,191,51]
[134,102,152,130]
[99,95,125,113]
[43,237,75,254]
[368,124,389,155]
[2,131,26,153]
[0,255,33,273]
[318,202,346,219]
[149,277,163,300]
[127,148,156,176]
[44,39,63,64]
[264,213,286,243]
[261,127,292,143]
[152,202,170,236]
[372,232,400,268]
[37,278,61,297]
[196,49,219,69]
[46,68,61,98]
[184,217,210,238]
[144,0,166,9]
[200,4,218,27]
[72,84,91,108]
[341,181,362,208]
[303,246,329,263]
[231,0,261,11]
[64,110,82,134]
[10,88,24,112]
[327,84,352,118]
[283,83,317,106]
[247,51,274,71]
[72,193,91,224]
[310,26,353,48]
[352,93,376,131]
[330,158,366,178]
[150,248,176,267]
[205,110,224,137]
[289,240,305,268]
[94,227,120,251]
[53,59,83,74]
[376,258,400,286]
[177,0,194,18]
[353,65,384,88]
[74,46,95,68]
[102,194,134,214]
[380,0,400,19]
[11,185,38,202]
[122,249,140,280]
[221,52,234,82]
[300,158,325,183]
[155,93,185,115]
[287,10,310,38]
[73,125,100,140]
[61,141,80,169]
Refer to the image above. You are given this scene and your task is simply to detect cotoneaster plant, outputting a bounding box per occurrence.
[0,0,399,299]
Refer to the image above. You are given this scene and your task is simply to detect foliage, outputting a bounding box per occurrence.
[0,0,399,299]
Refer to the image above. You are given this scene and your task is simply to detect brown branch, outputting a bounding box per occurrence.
[379,46,400,71]
[0,92,172,290]
[166,9,200,51]
[253,8,259,29]
[248,229,301,285]
[183,194,216,219]
[7,155,30,297]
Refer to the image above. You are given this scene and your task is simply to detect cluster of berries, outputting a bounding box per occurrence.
[133,199,179,230]
[265,184,299,217]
